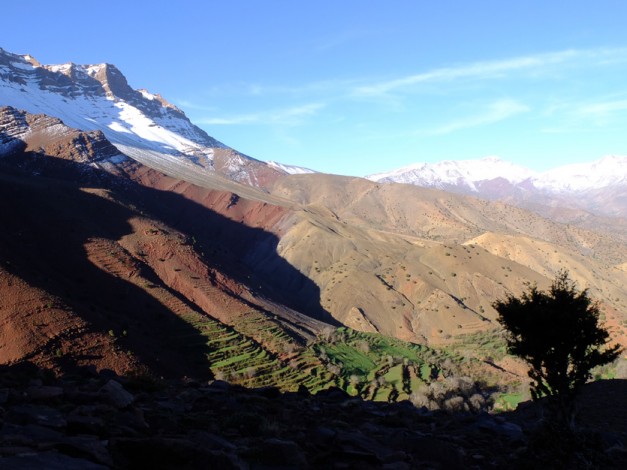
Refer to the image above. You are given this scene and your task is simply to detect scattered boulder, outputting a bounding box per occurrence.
[5,404,66,429]
[99,380,134,408]
[0,451,108,470]
[473,413,524,441]
[25,385,64,400]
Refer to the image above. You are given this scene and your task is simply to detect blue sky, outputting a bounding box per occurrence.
[3,1,627,176]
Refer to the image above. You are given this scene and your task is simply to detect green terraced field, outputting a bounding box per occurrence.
[175,311,519,408]
[179,311,332,392]
[447,329,509,362]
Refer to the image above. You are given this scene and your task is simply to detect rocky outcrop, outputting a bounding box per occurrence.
[0,106,122,163]
[0,106,131,186]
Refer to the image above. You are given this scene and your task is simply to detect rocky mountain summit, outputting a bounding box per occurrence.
[0,48,283,188]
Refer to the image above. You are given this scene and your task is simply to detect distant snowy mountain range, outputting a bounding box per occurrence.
[0,47,283,188]
[368,156,627,218]
[369,156,534,188]
[368,155,627,192]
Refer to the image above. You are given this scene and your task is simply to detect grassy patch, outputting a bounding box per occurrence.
[447,328,508,361]
[494,392,525,411]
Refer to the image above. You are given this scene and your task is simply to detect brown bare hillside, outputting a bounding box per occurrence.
[265,174,627,348]
[271,174,627,265]
[0,172,207,377]
[0,159,327,377]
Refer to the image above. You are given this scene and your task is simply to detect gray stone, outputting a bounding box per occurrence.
[66,414,106,435]
[0,422,64,442]
[188,430,237,451]
[243,438,307,467]
[99,380,134,408]
[0,451,108,470]
[5,404,66,428]
[25,386,64,400]
[404,436,465,469]
[56,436,112,466]
[475,415,524,441]
[311,425,336,444]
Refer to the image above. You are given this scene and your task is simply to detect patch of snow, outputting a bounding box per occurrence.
[268,161,317,175]
[85,64,105,76]
[45,63,72,74]
[9,61,34,71]
[0,139,20,155]
[368,156,535,191]
[368,155,627,194]
[106,154,128,164]
[139,89,155,100]
[108,121,132,134]
[533,155,627,191]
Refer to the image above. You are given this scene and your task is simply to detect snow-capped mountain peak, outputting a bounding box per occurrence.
[368,155,627,192]
[0,47,285,187]
[367,155,627,218]
[368,156,536,191]
[533,155,627,191]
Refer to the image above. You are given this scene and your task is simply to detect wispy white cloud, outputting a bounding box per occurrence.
[181,47,627,112]
[419,99,530,136]
[173,99,218,112]
[541,96,627,132]
[540,126,603,134]
[197,114,260,125]
[578,99,627,117]
[243,79,359,97]
[312,29,380,52]
[352,47,627,97]
[195,102,326,126]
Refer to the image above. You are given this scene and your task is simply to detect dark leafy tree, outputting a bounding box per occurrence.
[493,271,622,429]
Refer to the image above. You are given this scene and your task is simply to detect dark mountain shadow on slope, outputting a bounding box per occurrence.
[0,167,214,379]
[0,149,336,354]
[116,179,337,325]
[9,139,337,324]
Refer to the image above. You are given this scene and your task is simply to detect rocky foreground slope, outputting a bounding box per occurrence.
[0,363,625,469]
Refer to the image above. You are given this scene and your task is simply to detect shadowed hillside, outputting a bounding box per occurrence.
[0,170,211,377]
[0,150,335,380]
